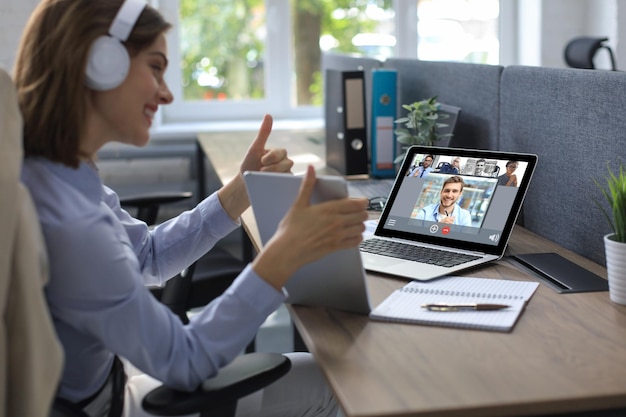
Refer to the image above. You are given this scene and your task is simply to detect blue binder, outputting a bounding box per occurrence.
[370,69,397,178]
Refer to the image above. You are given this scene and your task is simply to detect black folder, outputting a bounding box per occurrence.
[510,252,608,293]
[325,70,368,176]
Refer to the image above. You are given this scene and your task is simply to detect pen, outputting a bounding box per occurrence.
[421,303,511,311]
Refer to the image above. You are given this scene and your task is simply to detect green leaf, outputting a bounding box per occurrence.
[594,161,626,242]
[393,96,455,151]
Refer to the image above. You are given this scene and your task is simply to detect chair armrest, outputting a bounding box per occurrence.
[141,352,291,416]
[120,191,193,207]
[50,399,90,417]
[119,191,193,225]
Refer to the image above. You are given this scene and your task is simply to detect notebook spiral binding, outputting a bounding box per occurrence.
[401,287,525,300]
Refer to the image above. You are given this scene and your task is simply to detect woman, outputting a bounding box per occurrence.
[14,1,368,416]
[497,160,519,187]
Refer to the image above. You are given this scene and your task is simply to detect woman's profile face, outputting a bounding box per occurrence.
[86,33,173,153]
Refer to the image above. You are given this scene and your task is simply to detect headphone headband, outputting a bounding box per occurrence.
[109,0,147,41]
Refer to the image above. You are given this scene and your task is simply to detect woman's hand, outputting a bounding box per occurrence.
[218,114,294,220]
[239,114,293,174]
[253,166,369,290]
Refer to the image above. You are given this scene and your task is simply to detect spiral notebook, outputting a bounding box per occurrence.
[370,277,539,332]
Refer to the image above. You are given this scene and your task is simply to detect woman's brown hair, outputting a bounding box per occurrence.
[14,0,171,168]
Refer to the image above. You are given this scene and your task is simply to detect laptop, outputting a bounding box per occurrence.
[360,145,537,281]
[243,171,372,314]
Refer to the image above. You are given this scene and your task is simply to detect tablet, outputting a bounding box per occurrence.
[243,171,372,314]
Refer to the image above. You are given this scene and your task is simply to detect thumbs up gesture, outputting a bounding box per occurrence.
[239,114,293,174]
[218,114,294,220]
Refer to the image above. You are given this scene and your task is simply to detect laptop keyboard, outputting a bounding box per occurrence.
[347,179,394,199]
[359,238,480,267]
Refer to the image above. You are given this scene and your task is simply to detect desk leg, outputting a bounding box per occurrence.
[293,328,308,352]
[242,229,254,263]
[241,230,257,353]
[195,141,206,200]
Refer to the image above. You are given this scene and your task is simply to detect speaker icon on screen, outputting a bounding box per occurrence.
[488,233,500,243]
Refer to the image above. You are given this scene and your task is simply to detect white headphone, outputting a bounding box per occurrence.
[85,0,147,91]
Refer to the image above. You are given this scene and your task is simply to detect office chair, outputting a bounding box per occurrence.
[564,36,617,70]
[0,67,289,417]
[50,352,291,417]
[49,250,286,417]
[1,67,63,417]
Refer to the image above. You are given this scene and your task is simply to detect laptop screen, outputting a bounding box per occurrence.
[375,146,537,256]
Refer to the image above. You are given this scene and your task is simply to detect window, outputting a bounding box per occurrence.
[300,1,395,107]
[178,0,267,102]
[417,0,499,64]
[157,0,501,126]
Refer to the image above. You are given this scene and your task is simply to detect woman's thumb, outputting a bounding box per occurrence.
[294,165,316,207]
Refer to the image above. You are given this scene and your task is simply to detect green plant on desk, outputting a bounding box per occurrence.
[394,96,451,164]
[595,161,626,243]
[595,161,626,305]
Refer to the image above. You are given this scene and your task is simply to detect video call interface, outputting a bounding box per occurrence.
[381,153,531,246]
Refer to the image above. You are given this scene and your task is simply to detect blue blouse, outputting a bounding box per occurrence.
[21,158,285,402]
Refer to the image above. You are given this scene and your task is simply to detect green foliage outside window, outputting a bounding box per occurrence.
[179,0,392,104]
[180,0,265,101]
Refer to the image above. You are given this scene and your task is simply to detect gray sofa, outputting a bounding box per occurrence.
[326,56,626,266]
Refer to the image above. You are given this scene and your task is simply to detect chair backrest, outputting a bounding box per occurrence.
[0,67,64,416]
[564,36,617,70]
[159,263,196,324]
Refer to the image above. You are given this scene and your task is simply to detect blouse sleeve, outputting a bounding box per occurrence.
[44,207,285,391]
[102,186,240,287]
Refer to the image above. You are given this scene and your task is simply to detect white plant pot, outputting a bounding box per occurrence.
[604,233,626,305]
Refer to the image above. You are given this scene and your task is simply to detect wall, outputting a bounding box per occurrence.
[538,0,618,69]
[541,0,590,68]
[0,0,38,72]
[617,0,626,67]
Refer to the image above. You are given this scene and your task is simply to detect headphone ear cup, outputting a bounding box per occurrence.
[85,36,130,91]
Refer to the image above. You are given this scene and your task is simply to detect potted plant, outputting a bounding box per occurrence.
[595,161,626,305]
[393,96,452,164]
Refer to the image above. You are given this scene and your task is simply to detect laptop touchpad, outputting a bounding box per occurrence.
[362,254,404,268]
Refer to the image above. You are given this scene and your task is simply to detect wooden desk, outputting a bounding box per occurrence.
[197,133,626,417]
